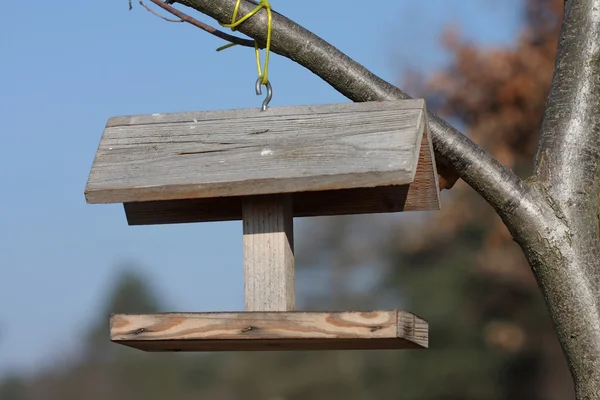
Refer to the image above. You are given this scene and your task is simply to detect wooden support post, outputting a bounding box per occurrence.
[242,194,295,311]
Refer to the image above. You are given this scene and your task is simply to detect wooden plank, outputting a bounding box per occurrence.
[122,124,439,225]
[109,311,428,352]
[406,121,440,210]
[85,100,426,204]
[243,195,295,311]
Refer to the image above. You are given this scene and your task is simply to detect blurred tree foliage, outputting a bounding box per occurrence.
[0,0,575,398]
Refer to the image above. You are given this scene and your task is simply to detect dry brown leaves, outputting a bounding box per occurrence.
[400,0,562,286]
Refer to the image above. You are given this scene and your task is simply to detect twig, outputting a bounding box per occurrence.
[147,0,255,48]
[140,1,184,22]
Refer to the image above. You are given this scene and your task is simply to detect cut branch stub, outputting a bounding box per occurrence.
[85,99,439,225]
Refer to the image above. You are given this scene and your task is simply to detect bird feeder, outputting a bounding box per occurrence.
[85,99,438,352]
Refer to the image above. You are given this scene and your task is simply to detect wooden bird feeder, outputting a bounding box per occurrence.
[85,99,439,352]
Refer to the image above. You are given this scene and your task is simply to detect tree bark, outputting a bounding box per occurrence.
[174,0,528,211]
[530,0,600,397]
[167,1,600,397]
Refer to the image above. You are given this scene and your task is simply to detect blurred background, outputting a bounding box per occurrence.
[0,0,573,399]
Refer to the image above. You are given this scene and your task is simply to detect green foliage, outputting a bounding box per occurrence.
[0,375,27,400]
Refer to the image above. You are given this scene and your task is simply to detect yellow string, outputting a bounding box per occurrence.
[218,0,272,85]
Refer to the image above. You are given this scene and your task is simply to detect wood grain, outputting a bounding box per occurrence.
[122,124,439,225]
[85,100,426,204]
[406,120,440,210]
[243,195,295,311]
[110,311,428,351]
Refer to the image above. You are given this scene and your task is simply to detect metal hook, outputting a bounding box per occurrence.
[255,77,272,111]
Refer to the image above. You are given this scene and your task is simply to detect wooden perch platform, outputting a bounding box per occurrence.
[110,311,428,352]
[84,100,439,225]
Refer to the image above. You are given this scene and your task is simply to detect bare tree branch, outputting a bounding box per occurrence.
[140,1,184,23]
[147,0,255,48]
[169,0,531,221]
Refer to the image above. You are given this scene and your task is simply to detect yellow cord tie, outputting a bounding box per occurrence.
[218,0,273,86]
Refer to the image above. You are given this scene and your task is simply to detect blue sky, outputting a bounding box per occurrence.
[0,1,522,375]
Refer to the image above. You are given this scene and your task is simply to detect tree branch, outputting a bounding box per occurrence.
[531,0,600,395]
[140,1,184,23]
[147,0,255,48]
[170,0,531,220]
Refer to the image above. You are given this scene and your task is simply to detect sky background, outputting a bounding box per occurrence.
[0,0,522,376]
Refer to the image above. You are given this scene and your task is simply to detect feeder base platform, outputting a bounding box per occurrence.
[110,310,428,352]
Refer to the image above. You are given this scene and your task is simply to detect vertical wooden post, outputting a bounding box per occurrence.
[242,194,295,311]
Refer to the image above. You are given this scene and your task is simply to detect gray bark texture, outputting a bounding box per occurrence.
[167,0,600,397]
